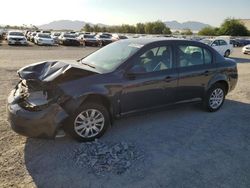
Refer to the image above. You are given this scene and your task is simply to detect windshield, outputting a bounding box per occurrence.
[54,33,60,36]
[81,41,143,72]
[38,34,51,38]
[9,32,24,36]
[64,34,76,38]
[202,39,213,45]
[99,35,110,39]
[119,35,128,39]
[84,35,95,38]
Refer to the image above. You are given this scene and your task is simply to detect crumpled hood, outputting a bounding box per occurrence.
[17,60,100,83]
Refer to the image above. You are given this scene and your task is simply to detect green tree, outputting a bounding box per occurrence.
[144,22,154,34]
[181,28,193,35]
[136,23,145,34]
[145,21,171,34]
[93,25,100,32]
[152,21,167,34]
[163,27,171,34]
[198,27,217,36]
[218,18,249,36]
[83,24,92,32]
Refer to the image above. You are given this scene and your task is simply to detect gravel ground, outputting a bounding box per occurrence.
[0,43,250,188]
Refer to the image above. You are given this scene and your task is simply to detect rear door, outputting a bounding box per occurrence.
[176,43,216,101]
[218,39,230,55]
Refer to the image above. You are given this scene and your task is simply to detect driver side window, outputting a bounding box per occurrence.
[132,45,173,73]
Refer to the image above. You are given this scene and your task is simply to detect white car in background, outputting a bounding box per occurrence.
[34,33,54,46]
[0,29,4,39]
[242,45,250,54]
[202,38,233,57]
[7,31,28,45]
[51,32,61,44]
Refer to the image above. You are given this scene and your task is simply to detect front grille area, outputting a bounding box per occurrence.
[17,80,29,98]
[13,38,24,41]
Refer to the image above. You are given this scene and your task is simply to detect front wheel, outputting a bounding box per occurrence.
[203,84,226,112]
[65,102,110,142]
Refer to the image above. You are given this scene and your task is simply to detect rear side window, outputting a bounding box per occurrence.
[204,48,212,64]
[219,40,227,46]
[177,45,212,67]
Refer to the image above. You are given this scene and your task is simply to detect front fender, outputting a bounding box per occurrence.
[60,87,110,114]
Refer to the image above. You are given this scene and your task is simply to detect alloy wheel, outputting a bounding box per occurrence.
[74,109,105,138]
[209,88,224,109]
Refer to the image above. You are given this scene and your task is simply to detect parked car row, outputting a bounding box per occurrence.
[24,31,128,47]
[3,30,250,55]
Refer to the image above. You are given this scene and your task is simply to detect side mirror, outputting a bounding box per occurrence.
[211,43,217,47]
[126,65,146,78]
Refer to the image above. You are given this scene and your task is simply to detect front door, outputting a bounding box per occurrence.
[120,44,178,114]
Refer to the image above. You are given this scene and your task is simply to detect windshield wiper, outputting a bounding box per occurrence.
[81,62,96,69]
[76,57,84,62]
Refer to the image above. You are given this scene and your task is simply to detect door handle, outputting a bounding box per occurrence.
[165,76,172,82]
[204,70,209,76]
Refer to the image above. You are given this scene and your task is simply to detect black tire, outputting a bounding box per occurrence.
[65,102,110,142]
[224,50,230,57]
[203,83,226,112]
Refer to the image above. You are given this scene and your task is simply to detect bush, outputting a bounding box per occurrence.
[218,18,249,36]
[198,27,218,36]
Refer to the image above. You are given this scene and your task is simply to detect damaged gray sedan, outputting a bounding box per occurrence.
[7,38,238,141]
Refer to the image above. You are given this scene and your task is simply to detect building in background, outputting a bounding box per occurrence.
[239,19,250,30]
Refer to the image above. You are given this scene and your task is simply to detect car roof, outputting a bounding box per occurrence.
[119,37,194,45]
[8,31,23,33]
[38,33,50,35]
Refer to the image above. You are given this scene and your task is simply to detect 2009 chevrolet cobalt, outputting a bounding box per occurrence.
[7,38,238,141]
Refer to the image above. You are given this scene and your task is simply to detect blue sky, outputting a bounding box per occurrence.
[0,0,249,26]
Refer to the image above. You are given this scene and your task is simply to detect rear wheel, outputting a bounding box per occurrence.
[224,50,230,57]
[203,83,226,112]
[65,102,110,142]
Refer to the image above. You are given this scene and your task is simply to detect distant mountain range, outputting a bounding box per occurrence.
[39,20,106,31]
[39,20,211,31]
[164,21,211,31]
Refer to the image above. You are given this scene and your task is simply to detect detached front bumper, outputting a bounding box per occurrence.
[7,89,69,138]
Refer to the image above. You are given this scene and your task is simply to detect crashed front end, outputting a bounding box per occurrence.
[7,79,68,138]
[7,60,98,138]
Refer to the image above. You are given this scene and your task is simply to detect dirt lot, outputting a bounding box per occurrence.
[0,43,250,188]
